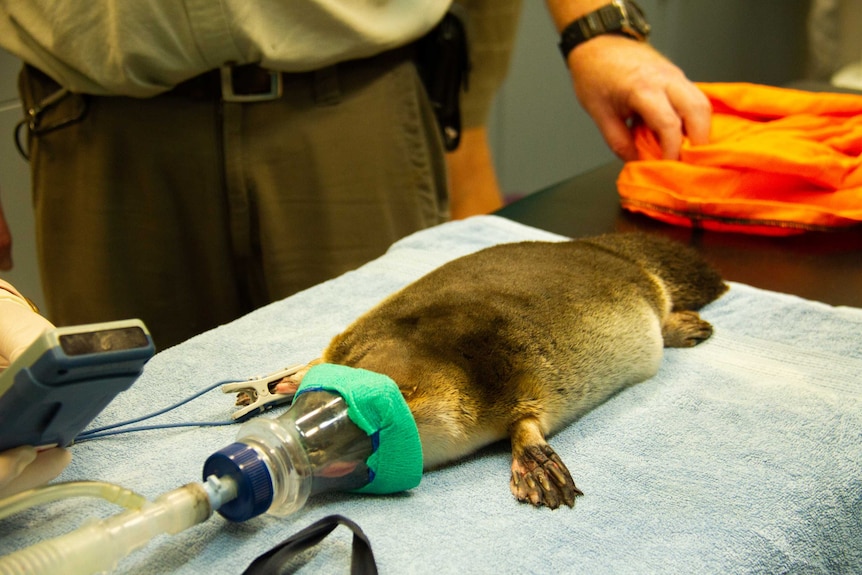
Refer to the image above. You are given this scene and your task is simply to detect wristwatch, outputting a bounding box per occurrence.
[558,0,651,60]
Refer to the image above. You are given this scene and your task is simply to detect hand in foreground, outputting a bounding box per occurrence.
[0,280,54,370]
[566,35,712,161]
[0,446,72,499]
[0,281,70,499]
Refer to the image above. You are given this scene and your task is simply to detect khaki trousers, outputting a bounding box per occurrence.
[19,52,448,349]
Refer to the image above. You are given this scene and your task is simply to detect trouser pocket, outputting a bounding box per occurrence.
[15,65,88,160]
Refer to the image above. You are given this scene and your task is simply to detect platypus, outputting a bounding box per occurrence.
[275,233,727,509]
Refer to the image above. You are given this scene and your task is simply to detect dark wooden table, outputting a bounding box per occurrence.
[496,161,862,308]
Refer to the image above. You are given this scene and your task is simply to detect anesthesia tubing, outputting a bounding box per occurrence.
[0,365,423,573]
[0,475,237,575]
[0,481,148,520]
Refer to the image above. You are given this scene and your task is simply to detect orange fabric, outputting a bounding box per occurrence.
[617,82,862,235]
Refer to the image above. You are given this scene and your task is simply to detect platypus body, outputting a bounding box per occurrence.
[282,233,727,508]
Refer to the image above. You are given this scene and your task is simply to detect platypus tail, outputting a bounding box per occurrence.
[583,233,728,311]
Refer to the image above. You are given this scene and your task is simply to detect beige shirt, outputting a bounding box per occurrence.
[0,0,451,97]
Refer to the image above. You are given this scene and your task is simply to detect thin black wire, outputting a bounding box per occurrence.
[74,378,245,443]
[74,420,238,443]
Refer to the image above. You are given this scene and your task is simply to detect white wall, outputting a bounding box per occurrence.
[0,50,43,310]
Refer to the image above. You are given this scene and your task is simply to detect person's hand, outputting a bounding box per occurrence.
[566,35,712,161]
[0,281,54,370]
[0,446,71,499]
[0,281,70,499]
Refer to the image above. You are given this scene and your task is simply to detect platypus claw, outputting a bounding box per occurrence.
[510,444,583,509]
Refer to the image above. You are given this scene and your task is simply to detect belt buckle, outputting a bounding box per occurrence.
[220,66,283,103]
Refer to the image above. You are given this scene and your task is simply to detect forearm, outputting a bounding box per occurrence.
[0,279,28,304]
[544,0,612,32]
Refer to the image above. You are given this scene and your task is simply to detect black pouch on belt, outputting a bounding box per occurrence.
[414,7,470,152]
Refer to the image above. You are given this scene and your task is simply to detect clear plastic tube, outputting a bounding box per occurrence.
[0,482,215,575]
[0,481,147,521]
[204,390,373,521]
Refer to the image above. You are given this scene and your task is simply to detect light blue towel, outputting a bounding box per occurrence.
[2,216,860,574]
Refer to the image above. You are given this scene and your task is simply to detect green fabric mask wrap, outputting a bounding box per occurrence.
[295,363,423,494]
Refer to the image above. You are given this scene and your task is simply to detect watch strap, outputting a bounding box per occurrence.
[558,0,650,60]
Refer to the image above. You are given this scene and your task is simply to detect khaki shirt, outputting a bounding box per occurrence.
[0,0,451,97]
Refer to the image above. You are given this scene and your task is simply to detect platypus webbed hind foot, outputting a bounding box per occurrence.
[509,417,583,509]
[510,444,583,509]
[662,310,714,348]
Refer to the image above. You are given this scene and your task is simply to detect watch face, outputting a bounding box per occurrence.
[621,0,651,38]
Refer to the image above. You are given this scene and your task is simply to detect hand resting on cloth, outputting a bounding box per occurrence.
[618,82,862,234]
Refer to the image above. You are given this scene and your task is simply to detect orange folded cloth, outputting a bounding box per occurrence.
[617,82,862,235]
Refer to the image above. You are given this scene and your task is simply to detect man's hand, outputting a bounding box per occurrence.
[0,281,53,370]
[566,35,711,161]
[0,446,71,499]
[0,281,69,499]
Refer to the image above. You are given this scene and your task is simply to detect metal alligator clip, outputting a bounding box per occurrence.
[222,364,305,422]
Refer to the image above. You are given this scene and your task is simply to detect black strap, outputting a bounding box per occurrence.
[242,514,378,575]
[414,8,470,151]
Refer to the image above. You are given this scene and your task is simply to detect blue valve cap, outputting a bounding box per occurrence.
[203,442,274,522]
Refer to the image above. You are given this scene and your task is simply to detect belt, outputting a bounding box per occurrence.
[170,65,283,102]
[172,47,416,102]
